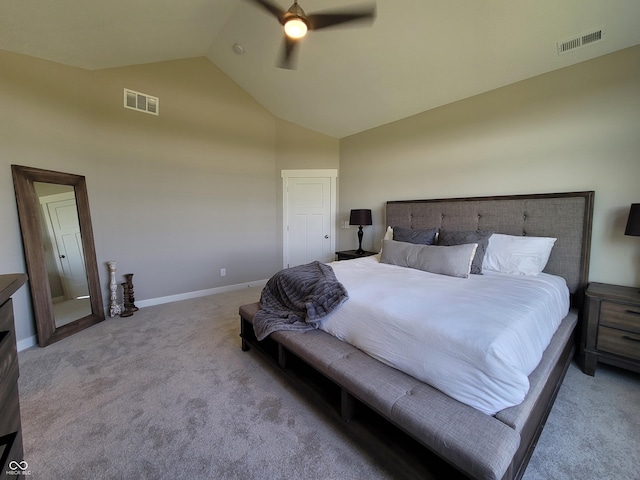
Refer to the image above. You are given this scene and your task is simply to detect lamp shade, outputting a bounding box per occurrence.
[349,209,372,226]
[625,204,640,236]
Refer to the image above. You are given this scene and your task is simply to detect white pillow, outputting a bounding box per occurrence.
[483,233,557,276]
[379,226,394,252]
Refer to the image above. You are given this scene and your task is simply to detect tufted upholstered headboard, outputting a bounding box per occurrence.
[386,192,594,306]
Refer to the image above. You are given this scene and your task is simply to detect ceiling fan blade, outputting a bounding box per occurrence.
[307,6,376,31]
[246,0,286,23]
[278,36,300,70]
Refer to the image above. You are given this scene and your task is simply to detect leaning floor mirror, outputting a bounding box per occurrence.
[12,165,104,347]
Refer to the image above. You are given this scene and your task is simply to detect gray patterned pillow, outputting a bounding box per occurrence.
[392,226,438,245]
[437,229,494,274]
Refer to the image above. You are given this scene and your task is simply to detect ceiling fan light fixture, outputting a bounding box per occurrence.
[284,17,308,39]
[246,0,376,69]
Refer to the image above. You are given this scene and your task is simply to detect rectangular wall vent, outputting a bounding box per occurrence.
[124,88,159,115]
[557,28,604,55]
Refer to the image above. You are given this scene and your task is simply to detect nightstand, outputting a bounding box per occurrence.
[335,250,377,261]
[582,282,640,376]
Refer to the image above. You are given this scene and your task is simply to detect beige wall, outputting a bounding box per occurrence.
[275,119,340,171]
[275,119,340,265]
[338,46,640,287]
[0,51,287,344]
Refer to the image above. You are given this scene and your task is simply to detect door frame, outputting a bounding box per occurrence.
[281,169,337,269]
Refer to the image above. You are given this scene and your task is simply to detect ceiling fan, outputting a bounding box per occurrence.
[246,0,376,69]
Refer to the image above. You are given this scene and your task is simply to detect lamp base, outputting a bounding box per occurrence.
[356,225,364,255]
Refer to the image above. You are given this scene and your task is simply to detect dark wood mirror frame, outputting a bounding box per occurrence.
[12,165,104,347]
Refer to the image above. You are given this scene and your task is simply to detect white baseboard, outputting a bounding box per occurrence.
[134,279,268,308]
[18,335,38,352]
[17,280,268,352]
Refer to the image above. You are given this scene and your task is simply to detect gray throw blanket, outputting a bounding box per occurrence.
[253,261,348,341]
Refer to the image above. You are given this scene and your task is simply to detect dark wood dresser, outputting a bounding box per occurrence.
[0,273,27,477]
[582,282,640,375]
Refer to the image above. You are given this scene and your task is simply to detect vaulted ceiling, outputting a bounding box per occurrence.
[2,0,639,138]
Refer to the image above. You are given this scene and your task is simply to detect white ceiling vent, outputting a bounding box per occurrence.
[557,28,604,55]
[124,88,159,115]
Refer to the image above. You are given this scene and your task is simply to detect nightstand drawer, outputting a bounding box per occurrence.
[600,301,640,333]
[597,326,640,361]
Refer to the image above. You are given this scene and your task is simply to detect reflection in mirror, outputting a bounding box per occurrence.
[34,182,92,328]
[12,165,104,347]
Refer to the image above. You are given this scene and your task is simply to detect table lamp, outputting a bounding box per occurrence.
[625,204,640,237]
[625,204,640,292]
[349,209,372,255]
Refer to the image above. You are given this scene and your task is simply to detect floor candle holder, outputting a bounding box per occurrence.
[107,261,123,317]
[120,281,134,317]
[124,273,139,312]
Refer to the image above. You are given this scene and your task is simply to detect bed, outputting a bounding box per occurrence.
[239,191,594,480]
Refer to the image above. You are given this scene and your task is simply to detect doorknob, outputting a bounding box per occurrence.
[324,235,329,239]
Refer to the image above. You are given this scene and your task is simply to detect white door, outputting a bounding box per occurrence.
[44,197,89,299]
[283,170,337,268]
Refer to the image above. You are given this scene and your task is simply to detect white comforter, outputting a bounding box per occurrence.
[320,255,570,415]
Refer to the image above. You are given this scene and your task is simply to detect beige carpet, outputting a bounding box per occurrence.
[17,286,640,479]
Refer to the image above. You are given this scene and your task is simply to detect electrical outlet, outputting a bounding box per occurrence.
[220,268,226,277]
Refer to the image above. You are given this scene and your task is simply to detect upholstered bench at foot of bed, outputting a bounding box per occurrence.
[239,302,520,480]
